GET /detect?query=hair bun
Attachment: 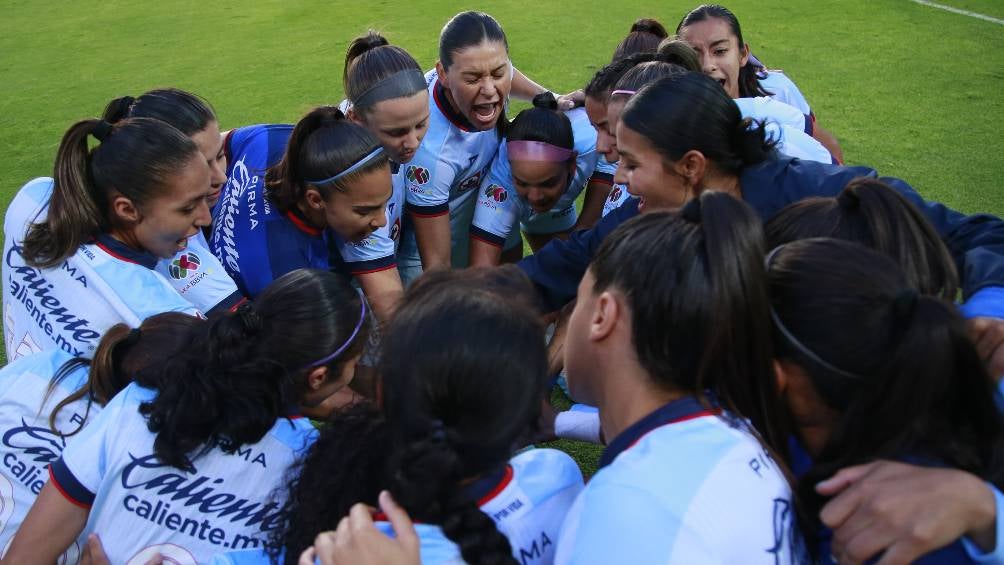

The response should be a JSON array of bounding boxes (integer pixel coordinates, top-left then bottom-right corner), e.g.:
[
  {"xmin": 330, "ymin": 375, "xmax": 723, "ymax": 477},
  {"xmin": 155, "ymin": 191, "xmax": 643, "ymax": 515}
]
[
  {"xmin": 531, "ymin": 91, "xmax": 558, "ymax": 111},
  {"xmin": 631, "ymin": 18, "xmax": 668, "ymax": 38}
]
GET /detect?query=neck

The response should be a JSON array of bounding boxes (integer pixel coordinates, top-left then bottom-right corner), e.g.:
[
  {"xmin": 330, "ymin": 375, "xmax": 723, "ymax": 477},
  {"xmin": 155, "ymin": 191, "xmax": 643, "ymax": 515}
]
[
  {"xmin": 295, "ymin": 199, "xmax": 327, "ymax": 229},
  {"xmin": 700, "ymin": 168, "xmax": 742, "ymax": 198},
  {"xmin": 107, "ymin": 228, "xmax": 143, "ymax": 252},
  {"xmin": 597, "ymin": 363, "xmax": 688, "ymax": 443}
]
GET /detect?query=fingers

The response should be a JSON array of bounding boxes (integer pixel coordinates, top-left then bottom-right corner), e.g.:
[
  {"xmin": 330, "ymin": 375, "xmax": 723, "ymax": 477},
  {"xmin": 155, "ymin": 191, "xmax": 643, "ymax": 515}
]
[
  {"xmin": 816, "ymin": 461, "xmax": 879, "ymax": 497},
  {"xmin": 299, "ymin": 545, "xmax": 319, "ymax": 565},
  {"xmin": 379, "ymin": 490, "xmax": 418, "ymax": 550},
  {"xmin": 81, "ymin": 534, "xmax": 109, "ymax": 565}
]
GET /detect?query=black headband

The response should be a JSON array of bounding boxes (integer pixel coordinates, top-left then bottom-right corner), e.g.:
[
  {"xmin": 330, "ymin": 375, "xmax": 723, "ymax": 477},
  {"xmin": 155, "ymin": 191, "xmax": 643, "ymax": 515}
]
[{"xmin": 352, "ymin": 69, "xmax": 427, "ymax": 109}]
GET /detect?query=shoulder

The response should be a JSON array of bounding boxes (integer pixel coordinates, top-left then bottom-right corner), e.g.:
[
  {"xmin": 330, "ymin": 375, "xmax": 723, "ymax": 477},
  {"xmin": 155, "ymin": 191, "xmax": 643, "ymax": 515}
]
[
  {"xmin": 228, "ymin": 124, "xmax": 293, "ymax": 169},
  {"xmin": 510, "ymin": 447, "xmax": 583, "ymax": 492},
  {"xmin": 6, "ymin": 177, "xmax": 54, "ymax": 228}
]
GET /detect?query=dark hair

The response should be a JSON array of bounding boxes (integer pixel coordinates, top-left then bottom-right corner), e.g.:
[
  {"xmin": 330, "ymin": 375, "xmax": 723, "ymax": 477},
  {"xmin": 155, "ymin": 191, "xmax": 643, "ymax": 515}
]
[
  {"xmin": 21, "ymin": 117, "xmax": 200, "ymax": 268},
  {"xmin": 103, "ymin": 88, "xmax": 217, "ymax": 136},
  {"xmin": 439, "ymin": 11, "xmax": 508, "ymax": 70},
  {"xmin": 45, "ymin": 313, "xmax": 203, "ymax": 436},
  {"xmin": 610, "ymin": 61, "xmax": 688, "ymax": 98},
  {"xmin": 768, "ymin": 239, "xmax": 1004, "ymax": 537},
  {"xmin": 584, "ymin": 51, "xmax": 667, "ymax": 102},
  {"xmin": 265, "ymin": 106, "xmax": 388, "ymax": 214},
  {"xmin": 273, "ymin": 266, "xmax": 546, "ymax": 565},
  {"xmin": 611, "ymin": 18, "xmax": 669, "ymax": 62},
  {"xmin": 656, "ymin": 38, "xmax": 702, "ymax": 72},
  {"xmin": 139, "ymin": 269, "xmax": 369, "ymax": 471},
  {"xmin": 343, "ymin": 31, "xmax": 423, "ymax": 113},
  {"xmin": 506, "ymin": 92, "xmax": 574, "ymax": 149},
  {"xmin": 621, "ymin": 72, "xmax": 775, "ymax": 176},
  {"xmin": 676, "ymin": 4, "xmax": 771, "ymax": 97},
  {"xmin": 765, "ymin": 178, "xmax": 959, "ymax": 300},
  {"xmin": 591, "ymin": 192, "xmax": 789, "ymax": 457}
]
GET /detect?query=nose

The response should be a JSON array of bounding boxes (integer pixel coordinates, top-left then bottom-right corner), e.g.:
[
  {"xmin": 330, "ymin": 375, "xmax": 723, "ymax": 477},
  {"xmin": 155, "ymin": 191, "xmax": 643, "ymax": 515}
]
[
  {"xmin": 209, "ymin": 159, "xmax": 227, "ymax": 188},
  {"xmin": 480, "ymin": 77, "xmax": 498, "ymax": 99},
  {"xmin": 371, "ymin": 212, "xmax": 387, "ymax": 229},
  {"xmin": 403, "ymin": 131, "xmax": 419, "ymax": 151},
  {"xmin": 700, "ymin": 51, "xmax": 715, "ymax": 74},
  {"xmin": 195, "ymin": 199, "xmax": 212, "ymax": 228},
  {"xmin": 613, "ymin": 166, "xmax": 628, "ymax": 186}
]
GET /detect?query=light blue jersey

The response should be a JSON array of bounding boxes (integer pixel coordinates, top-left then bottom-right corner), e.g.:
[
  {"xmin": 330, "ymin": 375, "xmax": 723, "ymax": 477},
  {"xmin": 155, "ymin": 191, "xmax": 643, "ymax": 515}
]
[
  {"xmin": 555, "ymin": 397, "xmax": 797, "ymax": 564},
  {"xmin": 758, "ymin": 70, "xmax": 812, "ymax": 118},
  {"xmin": 471, "ymin": 108, "xmax": 601, "ymax": 250},
  {"xmin": 155, "ymin": 231, "xmax": 244, "ymax": 316},
  {"xmin": 597, "ymin": 157, "xmax": 632, "ymax": 218},
  {"xmin": 734, "ymin": 97, "xmax": 830, "ymax": 164},
  {"xmin": 50, "ymin": 383, "xmax": 317, "ymax": 564},
  {"xmin": 2, "ymin": 178, "xmax": 201, "ymax": 361},
  {"xmin": 212, "ymin": 447, "xmax": 582, "ymax": 565},
  {"xmin": 0, "ymin": 349, "xmax": 92, "ymax": 560}
]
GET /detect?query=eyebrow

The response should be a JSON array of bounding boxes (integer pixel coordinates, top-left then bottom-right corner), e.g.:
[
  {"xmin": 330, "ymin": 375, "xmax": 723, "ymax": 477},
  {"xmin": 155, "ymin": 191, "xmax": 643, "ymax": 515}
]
[{"xmin": 709, "ymin": 39, "xmax": 730, "ymax": 49}]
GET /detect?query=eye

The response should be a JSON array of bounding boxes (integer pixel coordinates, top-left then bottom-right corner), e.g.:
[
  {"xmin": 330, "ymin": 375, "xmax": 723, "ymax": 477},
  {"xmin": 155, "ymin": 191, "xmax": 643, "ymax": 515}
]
[{"xmin": 714, "ymin": 48, "xmax": 728, "ymax": 56}]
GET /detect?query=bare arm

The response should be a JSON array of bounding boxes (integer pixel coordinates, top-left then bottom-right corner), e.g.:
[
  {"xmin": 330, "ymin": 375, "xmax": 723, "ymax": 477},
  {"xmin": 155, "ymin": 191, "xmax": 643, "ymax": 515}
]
[
  {"xmin": 469, "ymin": 237, "xmax": 503, "ymax": 268},
  {"xmin": 410, "ymin": 213, "xmax": 452, "ymax": 272},
  {"xmin": 355, "ymin": 267, "xmax": 404, "ymax": 324},
  {"xmin": 2, "ymin": 481, "xmax": 89, "ymax": 564},
  {"xmin": 572, "ymin": 180, "xmax": 613, "ymax": 232},
  {"xmin": 812, "ymin": 121, "xmax": 844, "ymax": 164}
]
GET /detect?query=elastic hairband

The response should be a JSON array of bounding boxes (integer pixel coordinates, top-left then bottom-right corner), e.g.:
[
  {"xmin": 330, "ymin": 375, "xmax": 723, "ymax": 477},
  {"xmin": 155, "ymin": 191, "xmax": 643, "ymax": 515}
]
[
  {"xmin": 302, "ymin": 289, "xmax": 367, "ymax": 369},
  {"xmin": 507, "ymin": 140, "xmax": 575, "ymax": 162},
  {"xmin": 305, "ymin": 147, "xmax": 385, "ymax": 185},
  {"xmin": 764, "ymin": 245, "xmax": 863, "ymax": 381},
  {"xmin": 353, "ymin": 69, "xmax": 428, "ymax": 109},
  {"xmin": 92, "ymin": 120, "xmax": 114, "ymax": 142},
  {"xmin": 610, "ymin": 89, "xmax": 636, "ymax": 97}
]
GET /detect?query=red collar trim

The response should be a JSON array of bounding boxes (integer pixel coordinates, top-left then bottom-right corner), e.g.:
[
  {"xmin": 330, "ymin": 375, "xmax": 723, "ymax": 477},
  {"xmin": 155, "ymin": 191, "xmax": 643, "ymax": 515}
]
[
  {"xmin": 433, "ymin": 79, "xmax": 476, "ymax": 133},
  {"xmin": 285, "ymin": 209, "xmax": 323, "ymax": 237}
]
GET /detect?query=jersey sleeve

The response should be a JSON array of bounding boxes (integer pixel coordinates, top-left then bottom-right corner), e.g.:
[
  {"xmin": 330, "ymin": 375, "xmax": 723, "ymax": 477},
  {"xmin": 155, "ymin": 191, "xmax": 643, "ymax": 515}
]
[
  {"xmin": 332, "ymin": 230, "xmax": 397, "ymax": 275},
  {"xmin": 155, "ymin": 235, "xmax": 244, "ymax": 316},
  {"xmin": 404, "ymin": 143, "xmax": 458, "ymax": 217},
  {"xmin": 760, "ymin": 71, "xmax": 812, "ymax": 117},
  {"xmin": 590, "ymin": 157, "xmax": 616, "ymax": 187},
  {"xmin": 471, "ymin": 147, "xmax": 521, "ymax": 247}
]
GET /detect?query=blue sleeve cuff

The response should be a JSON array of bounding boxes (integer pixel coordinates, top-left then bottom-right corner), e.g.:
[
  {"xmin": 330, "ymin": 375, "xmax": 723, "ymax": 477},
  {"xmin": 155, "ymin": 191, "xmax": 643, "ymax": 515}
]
[
  {"xmin": 961, "ymin": 287, "xmax": 1004, "ymax": 320},
  {"xmin": 50, "ymin": 457, "xmax": 95, "ymax": 508},
  {"xmin": 962, "ymin": 484, "xmax": 1004, "ymax": 563}
]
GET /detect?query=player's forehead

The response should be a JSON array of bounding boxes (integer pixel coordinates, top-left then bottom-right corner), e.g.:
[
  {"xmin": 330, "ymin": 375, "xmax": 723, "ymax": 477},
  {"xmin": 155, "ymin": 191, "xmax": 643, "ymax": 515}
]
[
  {"xmin": 680, "ymin": 18, "xmax": 736, "ymax": 48},
  {"xmin": 449, "ymin": 41, "xmax": 509, "ymax": 76}
]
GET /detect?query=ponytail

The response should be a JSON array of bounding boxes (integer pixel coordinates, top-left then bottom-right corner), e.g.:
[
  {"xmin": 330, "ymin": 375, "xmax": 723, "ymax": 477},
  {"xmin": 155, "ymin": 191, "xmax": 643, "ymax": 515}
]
[
  {"xmin": 139, "ymin": 269, "xmax": 369, "ymax": 471},
  {"xmin": 265, "ymin": 106, "xmax": 388, "ymax": 214},
  {"xmin": 104, "ymin": 88, "xmax": 216, "ymax": 136},
  {"xmin": 611, "ymin": 18, "xmax": 669, "ymax": 62},
  {"xmin": 506, "ymin": 92, "xmax": 573, "ymax": 149},
  {"xmin": 343, "ymin": 32, "xmax": 424, "ymax": 114},
  {"xmin": 22, "ymin": 117, "xmax": 199, "ymax": 268},
  {"xmin": 655, "ymin": 38, "xmax": 701, "ymax": 73}
]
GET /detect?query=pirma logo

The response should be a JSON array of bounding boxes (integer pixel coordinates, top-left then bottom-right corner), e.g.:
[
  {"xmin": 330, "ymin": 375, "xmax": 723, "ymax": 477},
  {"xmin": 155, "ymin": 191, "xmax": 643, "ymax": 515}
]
[
  {"xmin": 406, "ymin": 166, "xmax": 429, "ymax": 185},
  {"xmin": 485, "ymin": 184, "xmax": 507, "ymax": 203},
  {"xmin": 169, "ymin": 253, "xmax": 201, "ymax": 279}
]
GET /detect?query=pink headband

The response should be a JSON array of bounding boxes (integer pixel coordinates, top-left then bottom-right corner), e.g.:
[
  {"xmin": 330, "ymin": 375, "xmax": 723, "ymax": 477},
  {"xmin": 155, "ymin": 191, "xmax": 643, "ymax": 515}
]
[
  {"xmin": 507, "ymin": 140, "xmax": 575, "ymax": 162},
  {"xmin": 610, "ymin": 89, "xmax": 636, "ymax": 97}
]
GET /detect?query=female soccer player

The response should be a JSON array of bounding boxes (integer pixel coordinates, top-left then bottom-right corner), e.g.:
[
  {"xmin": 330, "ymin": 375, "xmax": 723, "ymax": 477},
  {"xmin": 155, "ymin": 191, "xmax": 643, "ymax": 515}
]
[
  {"xmin": 0, "ymin": 312, "xmax": 200, "ymax": 560},
  {"xmin": 214, "ymin": 267, "xmax": 583, "ymax": 565},
  {"xmin": 469, "ymin": 93, "xmax": 605, "ymax": 266},
  {"xmin": 610, "ymin": 18, "xmax": 668, "ymax": 62},
  {"xmin": 209, "ymin": 108, "xmax": 394, "ymax": 311},
  {"xmin": 767, "ymin": 238, "xmax": 1003, "ymax": 563},
  {"xmin": 101, "ymin": 89, "xmax": 244, "ymax": 316},
  {"xmin": 3, "ymin": 117, "xmax": 210, "ymax": 361},
  {"xmin": 3, "ymin": 269, "xmax": 368, "ymax": 565},
  {"xmin": 676, "ymin": 4, "xmax": 843, "ymax": 161}
]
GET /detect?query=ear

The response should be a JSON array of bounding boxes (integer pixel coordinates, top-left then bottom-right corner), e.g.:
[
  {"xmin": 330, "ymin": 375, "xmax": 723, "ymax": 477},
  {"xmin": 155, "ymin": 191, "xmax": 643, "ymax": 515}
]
[
  {"xmin": 589, "ymin": 290, "xmax": 621, "ymax": 343},
  {"xmin": 303, "ymin": 187, "xmax": 326, "ymax": 210},
  {"xmin": 346, "ymin": 106, "xmax": 365, "ymax": 126},
  {"xmin": 435, "ymin": 60, "xmax": 449, "ymax": 88},
  {"xmin": 305, "ymin": 365, "xmax": 330, "ymax": 392},
  {"xmin": 673, "ymin": 149, "xmax": 709, "ymax": 188},
  {"xmin": 111, "ymin": 194, "xmax": 142, "ymax": 224},
  {"xmin": 772, "ymin": 358, "xmax": 790, "ymax": 396},
  {"xmin": 739, "ymin": 42, "xmax": 751, "ymax": 67}
]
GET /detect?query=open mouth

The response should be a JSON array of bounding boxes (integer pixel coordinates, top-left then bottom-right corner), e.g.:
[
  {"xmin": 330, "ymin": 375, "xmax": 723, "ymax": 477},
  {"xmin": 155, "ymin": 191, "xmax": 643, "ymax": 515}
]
[
  {"xmin": 471, "ymin": 102, "xmax": 499, "ymax": 126},
  {"xmin": 716, "ymin": 78, "xmax": 727, "ymax": 89}
]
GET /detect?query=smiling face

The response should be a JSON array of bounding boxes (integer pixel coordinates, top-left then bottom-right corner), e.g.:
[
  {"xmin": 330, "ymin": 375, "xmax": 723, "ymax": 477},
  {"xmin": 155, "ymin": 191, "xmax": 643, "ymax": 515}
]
[
  {"xmin": 678, "ymin": 17, "xmax": 749, "ymax": 99},
  {"xmin": 615, "ymin": 122, "xmax": 691, "ymax": 213},
  {"xmin": 438, "ymin": 41, "xmax": 512, "ymax": 131},
  {"xmin": 189, "ymin": 120, "xmax": 227, "ymax": 209},
  {"xmin": 585, "ymin": 95, "xmax": 619, "ymax": 163},
  {"xmin": 321, "ymin": 167, "xmax": 393, "ymax": 243},
  {"xmin": 131, "ymin": 152, "xmax": 213, "ymax": 258},
  {"xmin": 510, "ymin": 158, "xmax": 573, "ymax": 213},
  {"xmin": 354, "ymin": 91, "xmax": 431, "ymax": 164}
]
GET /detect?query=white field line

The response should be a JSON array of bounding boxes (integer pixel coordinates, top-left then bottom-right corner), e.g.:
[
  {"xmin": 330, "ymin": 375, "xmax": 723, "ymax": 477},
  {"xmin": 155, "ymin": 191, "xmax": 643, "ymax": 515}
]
[{"xmin": 910, "ymin": 0, "xmax": 1004, "ymax": 26}]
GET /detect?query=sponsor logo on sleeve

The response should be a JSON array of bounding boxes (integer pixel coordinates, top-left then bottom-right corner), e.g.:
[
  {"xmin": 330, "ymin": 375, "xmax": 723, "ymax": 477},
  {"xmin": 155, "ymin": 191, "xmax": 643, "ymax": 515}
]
[
  {"xmin": 168, "ymin": 253, "xmax": 201, "ymax": 280},
  {"xmin": 485, "ymin": 184, "xmax": 508, "ymax": 203},
  {"xmin": 457, "ymin": 168, "xmax": 485, "ymax": 192},
  {"xmin": 390, "ymin": 217, "xmax": 401, "ymax": 242},
  {"xmin": 608, "ymin": 185, "xmax": 622, "ymax": 203}
]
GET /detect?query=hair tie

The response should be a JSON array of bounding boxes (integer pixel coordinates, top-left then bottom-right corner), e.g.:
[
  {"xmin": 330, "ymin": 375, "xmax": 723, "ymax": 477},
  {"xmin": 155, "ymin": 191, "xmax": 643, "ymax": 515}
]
[
  {"xmin": 837, "ymin": 188, "xmax": 859, "ymax": 211},
  {"xmin": 892, "ymin": 289, "xmax": 919, "ymax": 324},
  {"xmin": 301, "ymin": 288, "xmax": 367, "ymax": 369},
  {"xmin": 92, "ymin": 120, "xmax": 114, "ymax": 142},
  {"xmin": 304, "ymin": 146, "xmax": 385, "ymax": 186},
  {"xmin": 124, "ymin": 327, "xmax": 142, "ymax": 346},
  {"xmin": 237, "ymin": 302, "xmax": 262, "ymax": 335},
  {"xmin": 680, "ymin": 197, "xmax": 702, "ymax": 223}
]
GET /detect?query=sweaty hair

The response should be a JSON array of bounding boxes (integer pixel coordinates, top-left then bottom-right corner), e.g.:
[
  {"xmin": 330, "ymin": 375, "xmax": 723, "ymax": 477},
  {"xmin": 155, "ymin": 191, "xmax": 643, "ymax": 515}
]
[
  {"xmin": 591, "ymin": 192, "xmax": 789, "ymax": 458},
  {"xmin": 45, "ymin": 313, "xmax": 203, "ymax": 436},
  {"xmin": 656, "ymin": 38, "xmax": 702, "ymax": 72},
  {"xmin": 21, "ymin": 117, "xmax": 199, "ymax": 268},
  {"xmin": 621, "ymin": 72, "xmax": 775, "ymax": 175},
  {"xmin": 439, "ymin": 11, "xmax": 509, "ymax": 70},
  {"xmin": 103, "ymin": 88, "xmax": 216, "ymax": 137},
  {"xmin": 272, "ymin": 265, "xmax": 547, "ymax": 565},
  {"xmin": 676, "ymin": 4, "xmax": 771, "ymax": 97},
  {"xmin": 765, "ymin": 177, "xmax": 959, "ymax": 300},
  {"xmin": 265, "ymin": 106, "xmax": 388, "ymax": 214},
  {"xmin": 768, "ymin": 239, "xmax": 1004, "ymax": 538},
  {"xmin": 506, "ymin": 92, "xmax": 574, "ymax": 149},
  {"xmin": 343, "ymin": 31, "xmax": 424, "ymax": 113},
  {"xmin": 611, "ymin": 18, "xmax": 669, "ymax": 62},
  {"xmin": 139, "ymin": 269, "xmax": 369, "ymax": 471}
]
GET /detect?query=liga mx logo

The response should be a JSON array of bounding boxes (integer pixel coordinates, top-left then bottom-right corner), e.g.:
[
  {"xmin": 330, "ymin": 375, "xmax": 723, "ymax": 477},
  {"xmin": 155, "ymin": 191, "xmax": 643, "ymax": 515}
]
[
  {"xmin": 485, "ymin": 183, "xmax": 507, "ymax": 203},
  {"xmin": 406, "ymin": 166, "xmax": 429, "ymax": 185},
  {"xmin": 169, "ymin": 252, "xmax": 201, "ymax": 279}
]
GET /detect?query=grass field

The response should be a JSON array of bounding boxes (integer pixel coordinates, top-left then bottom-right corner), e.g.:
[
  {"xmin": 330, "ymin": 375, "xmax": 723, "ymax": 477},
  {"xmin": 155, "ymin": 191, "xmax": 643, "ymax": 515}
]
[{"xmin": 1, "ymin": 0, "xmax": 1002, "ymax": 474}]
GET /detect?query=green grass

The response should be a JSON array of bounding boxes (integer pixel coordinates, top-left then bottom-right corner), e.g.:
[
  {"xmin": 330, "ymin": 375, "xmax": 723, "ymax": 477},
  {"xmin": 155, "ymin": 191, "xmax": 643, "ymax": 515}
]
[{"xmin": 1, "ymin": 0, "xmax": 1002, "ymax": 472}]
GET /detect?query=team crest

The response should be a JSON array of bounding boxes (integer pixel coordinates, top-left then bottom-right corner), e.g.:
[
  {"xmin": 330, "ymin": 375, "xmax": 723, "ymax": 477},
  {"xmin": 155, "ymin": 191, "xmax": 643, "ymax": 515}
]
[
  {"xmin": 458, "ymin": 170, "xmax": 484, "ymax": 192},
  {"xmin": 406, "ymin": 166, "xmax": 429, "ymax": 185},
  {"xmin": 608, "ymin": 186, "xmax": 622, "ymax": 202},
  {"xmin": 169, "ymin": 252, "xmax": 201, "ymax": 279},
  {"xmin": 485, "ymin": 184, "xmax": 508, "ymax": 203},
  {"xmin": 390, "ymin": 217, "xmax": 402, "ymax": 242}
]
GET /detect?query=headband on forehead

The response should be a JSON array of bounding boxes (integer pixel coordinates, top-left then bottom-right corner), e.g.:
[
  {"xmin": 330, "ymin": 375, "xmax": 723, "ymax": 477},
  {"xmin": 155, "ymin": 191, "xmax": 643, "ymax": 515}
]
[
  {"xmin": 610, "ymin": 89, "xmax": 637, "ymax": 98},
  {"xmin": 352, "ymin": 69, "xmax": 428, "ymax": 109},
  {"xmin": 301, "ymin": 288, "xmax": 368, "ymax": 369},
  {"xmin": 507, "ymin": 140, "xmax": 575, "ymax": 163},
  {"xmin": 305, "ymin": 146, "xmax": 385, "ymax": 186}
]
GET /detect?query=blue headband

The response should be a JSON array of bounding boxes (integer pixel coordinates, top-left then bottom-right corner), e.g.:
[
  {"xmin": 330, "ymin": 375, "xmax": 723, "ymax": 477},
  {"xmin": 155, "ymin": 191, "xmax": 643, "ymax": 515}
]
[
  {"xmin": 302, "ymin": 289, "xmax": 367, "ymax": 369},
  {"xmin": 305, "ymin": 147, "xmax": 385, "ymax": 186}
]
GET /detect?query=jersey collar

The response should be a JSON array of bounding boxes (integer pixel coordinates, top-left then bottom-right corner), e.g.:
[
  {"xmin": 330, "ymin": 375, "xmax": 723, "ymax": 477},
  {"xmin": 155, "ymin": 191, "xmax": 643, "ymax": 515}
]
[
  {"xmin": 284, "ymin": 207, "xmax": 323, "ymax": 237},
  {"xmin": 433, "ymin": 79, "xmax": 477, "ymax": 133},
  {"xmin": 93, "ymin": 233, "xmax": 159, "ymax": 270},
  {"xmin": 599, "ymin": 396, "xmax": 719, "ymax": 469},
  {"xmin": 463, "ymin": 464, "xmax": 514, "ymax": 506}
]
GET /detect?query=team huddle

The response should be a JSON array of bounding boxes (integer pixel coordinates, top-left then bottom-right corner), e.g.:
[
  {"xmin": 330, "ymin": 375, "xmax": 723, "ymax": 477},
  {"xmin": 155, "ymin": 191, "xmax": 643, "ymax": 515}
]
[{"xmin": 0, "ymin": 4, "xmax": 1002, "ymax": 564}]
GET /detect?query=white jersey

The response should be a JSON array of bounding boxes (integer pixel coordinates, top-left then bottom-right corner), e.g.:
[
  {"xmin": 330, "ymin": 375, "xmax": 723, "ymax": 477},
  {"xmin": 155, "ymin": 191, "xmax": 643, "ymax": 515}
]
[
  {"xmin": 50, "ymin": 383, "xmax": 317, "ymax": 564},
  {"xmin": 732, "ymin": 99, "xmax": 830, "ymax": 164},
  {"xmin": 597, "ymin": 157, "xmax": 632, "ymax": 218},
  {"xmin": 397, "ymin": 69, "xmax": 504, "ymax": 273},
  {"xmin": 555, "ymin": 398, "xmax": 797, "ymax": 564},
  {"xmin": 331, "ymin": 163, "xmax": 406, "ymax": 275},
  {"xmin": 0, "ymin": 349, "xmax": 94, "ymax": 561},
  {"xmin": 155, "ymin": 231, "xmax": 244, "ymax": 316},
  {"xmin": 758, "ymin": 70, "xmax": 812, "ymax": 118},
  {"xmin": 471, "ymin": 108, "xmax": 601, "ymax": 249},
  {"xmin": 212, "ymin": 447, "xmax": 583, "ymax": 565},
  {"xmin": 734, "ymin": 96, "xmax": 809, "ymax": 134},
  {"xmin": 2, "ymin": 178, "xmax": 201, "ymax": 361}
]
